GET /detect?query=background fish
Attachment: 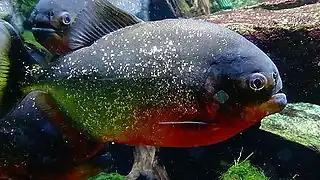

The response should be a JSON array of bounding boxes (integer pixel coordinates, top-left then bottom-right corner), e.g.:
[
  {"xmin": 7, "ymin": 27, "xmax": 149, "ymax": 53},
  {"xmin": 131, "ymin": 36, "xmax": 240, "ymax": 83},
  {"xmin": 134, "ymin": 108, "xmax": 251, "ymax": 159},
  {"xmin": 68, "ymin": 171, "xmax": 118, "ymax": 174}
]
[{"xmin": 29, "ymin": 0, "xmax": 178, "ymax": 55}]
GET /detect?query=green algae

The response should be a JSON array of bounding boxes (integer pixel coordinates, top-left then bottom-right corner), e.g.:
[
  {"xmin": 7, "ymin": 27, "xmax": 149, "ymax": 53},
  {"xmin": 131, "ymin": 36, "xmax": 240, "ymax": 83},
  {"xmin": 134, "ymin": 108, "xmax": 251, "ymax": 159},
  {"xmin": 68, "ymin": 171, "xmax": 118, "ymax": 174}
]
[
  {"xmin": 261, "ymin": 103, "xmax": 320, "ymax": 151},
  {"xmin": 211, "ymin": 0, "xmax": 262, "ymax": 12},
  {"xmin": 230, "ymin": 0, "xmax": 262, "ymax": 9},
  {"xmin": 221, "ymin": 160, "xmax": 268, "ymax": 180},
  {"xmin": 87, "ymin": 172, "xmax": 125, "ymax": 180},
  {"xmin": 220, "ymin": 150, "xmax": 268, "ymax": 180}
]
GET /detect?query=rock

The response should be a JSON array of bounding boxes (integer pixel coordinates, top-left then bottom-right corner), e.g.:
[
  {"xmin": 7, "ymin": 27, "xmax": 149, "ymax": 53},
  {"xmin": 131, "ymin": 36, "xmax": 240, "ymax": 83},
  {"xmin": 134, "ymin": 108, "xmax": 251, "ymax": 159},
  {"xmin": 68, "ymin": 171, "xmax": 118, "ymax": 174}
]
[
  {"xmin": 261, "ymin": 103, "xmax": 320, "ymax": 151},
  {"xmin": 201, "ymin": 3, "xmax": 320, "ymax": 104},
  {"xmin": 250, "ymin": 0, "xmax": 320, "ymax": 10}
]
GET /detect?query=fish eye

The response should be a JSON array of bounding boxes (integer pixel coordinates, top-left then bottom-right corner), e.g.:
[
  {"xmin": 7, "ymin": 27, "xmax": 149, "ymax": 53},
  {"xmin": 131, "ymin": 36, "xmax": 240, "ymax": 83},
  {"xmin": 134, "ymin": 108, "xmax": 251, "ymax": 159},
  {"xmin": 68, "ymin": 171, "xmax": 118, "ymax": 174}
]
[
  {"xmin": 248, "ymin": 73, "xmax": 267, "ymax": 91},
  {"xmin": 59, "ymin": 12, "xmax": 71, "ymax": 25}
]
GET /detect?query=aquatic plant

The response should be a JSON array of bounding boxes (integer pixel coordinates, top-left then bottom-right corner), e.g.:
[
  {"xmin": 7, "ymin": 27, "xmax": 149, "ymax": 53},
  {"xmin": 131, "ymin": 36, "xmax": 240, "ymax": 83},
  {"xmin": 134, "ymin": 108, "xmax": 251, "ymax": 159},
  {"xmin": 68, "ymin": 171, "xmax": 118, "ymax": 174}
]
[
  {"xmin": 211, "ymin": 0, "xmax": 262, "ymax": 12},
  {"xmin": 220, "ymin": 150, "xmax": 268, "ymax": 180},
  {"xmin": 221, "ymin": 160, "xmax": 268, "ymax": 180},
  {"xmin": 87, "ymin": 172, "xmax": 125, "ymax": 180},
  {"xmin": 230, "ymin": 0, "xmax": 262, "ymax": 9}
]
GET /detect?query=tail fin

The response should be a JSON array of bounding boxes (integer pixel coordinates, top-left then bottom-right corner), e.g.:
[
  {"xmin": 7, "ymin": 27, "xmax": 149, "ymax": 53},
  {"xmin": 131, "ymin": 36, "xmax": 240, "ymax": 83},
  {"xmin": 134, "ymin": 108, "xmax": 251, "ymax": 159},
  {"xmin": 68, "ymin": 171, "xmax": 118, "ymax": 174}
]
[{"xmin": 0, "ymin": 20, "xmax": 38, "ymax": 117}]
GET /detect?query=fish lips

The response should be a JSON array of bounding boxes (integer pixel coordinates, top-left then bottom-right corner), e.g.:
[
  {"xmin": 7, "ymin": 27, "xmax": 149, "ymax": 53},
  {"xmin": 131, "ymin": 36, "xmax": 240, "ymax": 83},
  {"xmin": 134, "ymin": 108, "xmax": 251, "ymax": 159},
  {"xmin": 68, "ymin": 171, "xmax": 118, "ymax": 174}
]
[
  {"xmin": 31, "ymin": 22, "xmax": 58, "ymax": 34},
  {"xmin": 31, "ymin": 22, "xmax": 57, "ymax": 40},
  {"xmin": 259, "ymin": 92, "xmax": 287, "ymax": 116}
]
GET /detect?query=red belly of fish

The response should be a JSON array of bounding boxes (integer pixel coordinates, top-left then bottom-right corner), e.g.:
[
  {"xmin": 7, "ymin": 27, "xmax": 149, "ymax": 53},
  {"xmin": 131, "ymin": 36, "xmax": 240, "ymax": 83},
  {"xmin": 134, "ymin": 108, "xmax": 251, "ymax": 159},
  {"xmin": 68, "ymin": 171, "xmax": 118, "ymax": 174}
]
[{"xmin": 115, "ymin": 105, "xmax": 262, "ymax": 147}]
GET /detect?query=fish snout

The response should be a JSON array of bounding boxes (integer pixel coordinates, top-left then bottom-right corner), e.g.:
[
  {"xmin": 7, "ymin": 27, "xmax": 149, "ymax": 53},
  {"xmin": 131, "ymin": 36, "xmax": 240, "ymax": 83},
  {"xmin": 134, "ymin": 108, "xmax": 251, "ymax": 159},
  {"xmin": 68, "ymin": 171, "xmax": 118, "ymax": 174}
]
[
  {"xmin": 259, "ymin": 92, "xmax": 287, "ymax": 116},
  {"xmin": 270, "ymin": 93, "xmax": 287, "ymax": 111}
]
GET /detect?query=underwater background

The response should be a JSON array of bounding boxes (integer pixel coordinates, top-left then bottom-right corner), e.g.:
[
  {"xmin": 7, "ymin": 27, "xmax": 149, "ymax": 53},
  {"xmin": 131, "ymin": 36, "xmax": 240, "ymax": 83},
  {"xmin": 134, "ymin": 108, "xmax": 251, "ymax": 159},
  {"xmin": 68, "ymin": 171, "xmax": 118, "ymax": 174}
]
[{"xmin": 0, "ymin": 0, "xmax": 319, "ymax": 179}]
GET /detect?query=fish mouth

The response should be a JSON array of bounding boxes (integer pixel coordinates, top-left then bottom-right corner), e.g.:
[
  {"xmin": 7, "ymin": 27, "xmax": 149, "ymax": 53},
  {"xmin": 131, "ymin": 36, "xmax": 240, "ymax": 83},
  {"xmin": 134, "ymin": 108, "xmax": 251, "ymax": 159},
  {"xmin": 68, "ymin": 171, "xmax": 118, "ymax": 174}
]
[
  {"xmin": 263, "ymin": 91, "xmax": 287, "ymax": 114},
  {"xmin": 246, "ymin": 87, "xmax": 287, "ymax": 123},
  {"xmin": 32, "ymin": 27, "xmax": 56, "ymax": 33},
  {"xmin": 31, "ymin": 23, "xmax": 57, "ymax": 33}
]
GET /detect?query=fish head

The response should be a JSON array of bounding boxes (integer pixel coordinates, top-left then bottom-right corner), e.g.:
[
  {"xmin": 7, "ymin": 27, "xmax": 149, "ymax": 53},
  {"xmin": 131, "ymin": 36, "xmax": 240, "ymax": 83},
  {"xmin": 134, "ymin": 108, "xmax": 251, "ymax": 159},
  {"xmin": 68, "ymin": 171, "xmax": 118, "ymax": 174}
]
[
  {"xmin": 28, "ymin": 0, "xmax": 89, "ymax": 54},
  {"xmin": 201, "ymin": 37, "xmax": 286, "ymax": 129},
  {"xmin": 147, "ymin": 32, "xmax": 288, "ymax": 147}
]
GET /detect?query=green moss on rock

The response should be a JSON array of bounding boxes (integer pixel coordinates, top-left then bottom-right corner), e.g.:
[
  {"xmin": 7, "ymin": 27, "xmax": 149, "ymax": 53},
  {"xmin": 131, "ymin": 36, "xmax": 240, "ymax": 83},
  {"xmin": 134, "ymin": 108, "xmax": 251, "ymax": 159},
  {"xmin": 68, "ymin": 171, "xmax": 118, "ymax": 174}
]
[
  {"xmin": 230, "ymin": 0, "xmax": 262, "ymax": 9},
  {"xmin": 221, "ymin": 160, "xmax": 268, "ymax": 180},
  {"xmin": 261, "ymin": 103, "xmax": 320, "ymax": 151},
  {"xmin": 87, "ymin": 172, "xmax": 125, "ymax": 180}
]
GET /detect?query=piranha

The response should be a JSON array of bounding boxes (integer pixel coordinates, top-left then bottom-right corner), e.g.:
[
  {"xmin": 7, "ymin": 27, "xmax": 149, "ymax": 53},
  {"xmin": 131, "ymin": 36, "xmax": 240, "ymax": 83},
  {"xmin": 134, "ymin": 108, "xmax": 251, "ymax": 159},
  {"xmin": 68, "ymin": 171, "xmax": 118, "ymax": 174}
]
[
  {"xmin": 1, "ymin": 0, "xmax": 287, "ymax": 178},
  {"xmin": 28, "ymin": 0, "xmax": 177, "ymax": 55},
  {"xmin": 13, "ymin": 0, "xmax": 287, "ymax": 146}
]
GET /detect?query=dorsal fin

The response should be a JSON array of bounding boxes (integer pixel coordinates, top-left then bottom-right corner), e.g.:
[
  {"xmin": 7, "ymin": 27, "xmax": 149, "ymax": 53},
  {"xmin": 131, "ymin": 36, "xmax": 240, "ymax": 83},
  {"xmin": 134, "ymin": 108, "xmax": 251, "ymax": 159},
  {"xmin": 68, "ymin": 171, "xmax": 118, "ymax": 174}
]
[{"xmin": 68, "ymin": 0, "xmax": 143, "ymax": 50}]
